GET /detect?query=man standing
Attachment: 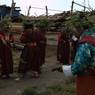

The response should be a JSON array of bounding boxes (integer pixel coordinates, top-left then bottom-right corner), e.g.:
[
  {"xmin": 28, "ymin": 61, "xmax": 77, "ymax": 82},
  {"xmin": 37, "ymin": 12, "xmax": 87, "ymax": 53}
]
[
  {"xmin": 35, "ymin": 18, "xmax": 48, "ymax": 68},
  {"xmin": 0, "ymin": 27, "xmax": 13, "ymax": 79},
  {"xmin": 57, "ymin": 30, "xmax": 70, "ymax": 65},
  {"xmin": 37, "ymin": 27, "xmax": 47, "ymax": 67},
  {"xmin": 18, "ymin": 21, "xmax": 40, "ymax": 78}
]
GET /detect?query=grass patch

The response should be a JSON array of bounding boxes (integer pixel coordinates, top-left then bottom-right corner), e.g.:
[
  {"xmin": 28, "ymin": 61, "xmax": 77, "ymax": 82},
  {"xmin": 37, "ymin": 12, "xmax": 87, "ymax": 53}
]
[{"xmin": 21, "ymin": 82, "xmax": 75, "ymax": 95}]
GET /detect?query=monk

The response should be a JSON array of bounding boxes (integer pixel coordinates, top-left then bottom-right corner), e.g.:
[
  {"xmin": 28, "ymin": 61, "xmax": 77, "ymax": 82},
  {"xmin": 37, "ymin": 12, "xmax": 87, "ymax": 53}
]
[
  {"xmin": 18, "ymin": 22, "xmax": 40, "ymax": 78},
  {"xmin": 37, "ymin": 27, "xmax": 47, "ymax": 67},
  {"xmin": 57, "ymin": 30, "xmax": 70, "ymax": 65},
  {"xmin": 0, "ymin": 29, "xmax": 13, "ymax": 79}
]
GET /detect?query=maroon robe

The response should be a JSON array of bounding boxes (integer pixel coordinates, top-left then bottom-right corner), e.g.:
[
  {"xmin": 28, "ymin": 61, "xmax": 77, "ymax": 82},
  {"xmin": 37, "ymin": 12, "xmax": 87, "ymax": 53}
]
[
  {"xmin": 57, "ymin": 32, "xmax": 70, "ymax": 64},
  {"xmin": 37, "ymin": 30, "xmax": 47, "ymax": 66},
  {"xmin": 57, "ymin": 32, "xmax": 61, "ymax": 61},
  {"xmin": 18, "ymin": 30, "xmax": 41, "ymax": 74},
  {"xmin": 0, "ymin": 32, "xmax": 13, "ymax": 76}
]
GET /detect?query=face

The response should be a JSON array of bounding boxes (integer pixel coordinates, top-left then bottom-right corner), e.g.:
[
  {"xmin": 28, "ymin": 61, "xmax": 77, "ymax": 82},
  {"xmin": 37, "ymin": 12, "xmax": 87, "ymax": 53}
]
[{"xmin": 74, "ymin": 26, "xmax": 84, "ymax": 38}]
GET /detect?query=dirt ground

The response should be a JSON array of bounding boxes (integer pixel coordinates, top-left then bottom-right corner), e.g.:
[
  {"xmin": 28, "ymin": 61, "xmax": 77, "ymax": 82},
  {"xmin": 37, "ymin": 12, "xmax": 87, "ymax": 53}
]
[{"xmin": 0, "ymin": 46, "xmax": 68, "ymax": 95}]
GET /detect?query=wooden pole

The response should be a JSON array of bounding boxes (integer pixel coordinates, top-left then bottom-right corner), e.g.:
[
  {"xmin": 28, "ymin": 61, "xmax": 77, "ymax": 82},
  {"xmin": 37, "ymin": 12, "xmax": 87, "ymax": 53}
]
[
  {"xmin": 84, "ymin": 0, "xmax": 86, "ymax": 12},
  {"xmin": 27, "ymin": 5, "xmax": 31, "ymax": 17},
  {"xmin": 45, "ymin": 5, "xmax": 48, "ymax": 17},
  {"xmin": 10, "ymin": 0, "xmax": 16, "ymax": 17},
  {"xmin": 71, "ymin": 0, "xmax": 74, "ymax": 15}
]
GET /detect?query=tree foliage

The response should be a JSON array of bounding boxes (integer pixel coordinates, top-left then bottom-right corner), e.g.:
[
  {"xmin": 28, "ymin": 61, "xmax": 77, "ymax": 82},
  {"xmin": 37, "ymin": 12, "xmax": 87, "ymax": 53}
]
[
  {"xmin": 0, "ymin": 16, "xmax": 12, "ymax": 32},
  {"xmin": 35, "ymin": 17, "xmax": 49, "ymax": 30}
]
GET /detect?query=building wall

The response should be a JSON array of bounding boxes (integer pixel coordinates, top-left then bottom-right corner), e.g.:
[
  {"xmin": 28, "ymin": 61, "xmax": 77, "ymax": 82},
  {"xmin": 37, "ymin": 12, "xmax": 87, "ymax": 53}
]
[{"xmin": 0, "ymin": 5, "xmax": 20, "ymax": 20}]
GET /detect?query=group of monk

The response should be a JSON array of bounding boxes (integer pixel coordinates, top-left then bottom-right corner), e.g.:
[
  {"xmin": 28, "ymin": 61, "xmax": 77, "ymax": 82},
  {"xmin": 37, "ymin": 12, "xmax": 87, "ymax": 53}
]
[
  {"xmin": 0, "ymin": 21, "xmax": 47, "ymax": 79},
  {"xmin": 0, "ymin": 20, "xmax": 78, "ymax": 79}
]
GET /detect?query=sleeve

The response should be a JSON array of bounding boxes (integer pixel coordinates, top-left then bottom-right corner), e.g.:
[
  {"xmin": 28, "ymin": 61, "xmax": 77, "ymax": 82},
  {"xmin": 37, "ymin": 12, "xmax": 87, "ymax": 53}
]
[{"xmin": 71, "ymin": 43, "xmax": 91, "ymax": 75}]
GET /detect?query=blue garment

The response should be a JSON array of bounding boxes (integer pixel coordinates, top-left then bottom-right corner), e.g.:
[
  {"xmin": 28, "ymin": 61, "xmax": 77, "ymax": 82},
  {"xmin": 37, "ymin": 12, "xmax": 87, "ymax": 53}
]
[{"xmin": 71, "ymin": 29, "xmax": 95, "ymax": 75}]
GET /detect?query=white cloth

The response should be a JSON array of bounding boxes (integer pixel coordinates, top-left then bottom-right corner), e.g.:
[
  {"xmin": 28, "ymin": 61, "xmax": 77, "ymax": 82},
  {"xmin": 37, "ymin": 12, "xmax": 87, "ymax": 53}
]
[{"xmin": 62, "ymin": 65, "xmax": 73, "ymax": 77}]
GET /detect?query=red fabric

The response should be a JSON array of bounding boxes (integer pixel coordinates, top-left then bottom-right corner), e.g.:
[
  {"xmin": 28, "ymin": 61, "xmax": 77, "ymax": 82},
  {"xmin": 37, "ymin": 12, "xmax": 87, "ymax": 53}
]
[
  {"xmin": 0, "ymin": 32, "xmax": 13, "ymax": 75},
  {"xmin": 9, "ymin": 35, "xmax": 14, "ymax": 42},
  {"xmin": 57, "ymin": 32, "xmax": 70, "ymax": 64},
  {"xmin": 0, "ymin": 32, "xmax": 5, "ymax": 39},
  {"xmin": 20, "ymin": 32, "xmax": 27, "ymax": 43},
  {"xmin": 57, "ymin": 32, "xmax": 61, "ymax": 44},
  {"xmin": 37, "ymin": 30, "xmax": 47, "ymax": 66},
  {"xmin": 0, "ymin": 35, "xmax": 3, "ymax": 39},
  {"xmin": 26, "ymin": 42, "xmax": 37, "ymax": 47},
  {"xmin": 77, "ymin": 35, "xmax": 95, "ymax": 95},
  {"xmin": 80, "ymin": 35, "xmax": 95, "ymax": 46},
  {"xmin": 18, "ymin": 30, "xmax": 41, "ymax": 73},
  {"xmin": 76, "ymin": 76, "xmax": 95, "ymax": 95}
]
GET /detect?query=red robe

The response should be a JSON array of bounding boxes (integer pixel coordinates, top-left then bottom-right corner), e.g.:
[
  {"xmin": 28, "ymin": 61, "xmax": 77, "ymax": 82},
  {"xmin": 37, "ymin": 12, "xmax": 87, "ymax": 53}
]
[
  {"xmin": 0, "ymin": 32, "xmax": 13, "ymax": 75},
  {"xmin": 37, "ymin": 30, "xmax": 47, "ymax": 66},
  {"xmin": 57, "ymin": 32, "xmax": 70, "ymax": 64},
  {"xmin": 18, "ymin": 30, "xmax": 41, "ymax": 74}
]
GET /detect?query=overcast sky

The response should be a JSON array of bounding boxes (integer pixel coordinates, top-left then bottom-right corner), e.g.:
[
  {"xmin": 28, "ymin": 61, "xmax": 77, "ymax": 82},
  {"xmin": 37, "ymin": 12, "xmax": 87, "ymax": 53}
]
[{"xmin": 0, "ymin": 0, "xmax": 95, "ymax": 16}]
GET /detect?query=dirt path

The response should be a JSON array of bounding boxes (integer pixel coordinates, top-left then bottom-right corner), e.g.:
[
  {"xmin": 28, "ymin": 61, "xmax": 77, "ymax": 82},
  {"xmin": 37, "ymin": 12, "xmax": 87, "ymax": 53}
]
[{"xmin": 0, "ymin": 46, "xmax": 66, "ymax": 95}]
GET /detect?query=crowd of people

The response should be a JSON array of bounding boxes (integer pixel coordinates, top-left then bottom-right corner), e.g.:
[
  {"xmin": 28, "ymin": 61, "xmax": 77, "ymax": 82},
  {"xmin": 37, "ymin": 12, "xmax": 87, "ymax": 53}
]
[
  {"xmin": 0, "ymin": 20, "xmax": 78, "ymax": 80},
  {"xmin": 0, "ymin": 21, "xmax": 47, "ymax": 79},
  {"xmin": 1, "ymin": 12, "xmax": 95, "ymax": 95},
  {"xmin": 53, "ymin": 16, "xmax": 95, "ymax": 95},
  {"xmin": 0, "ymin": 14, "xmax": 95, "ymax": 95},
  {"xmin": 0, "ymin": 19, "xmax": 80, "ymax": 80}
]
